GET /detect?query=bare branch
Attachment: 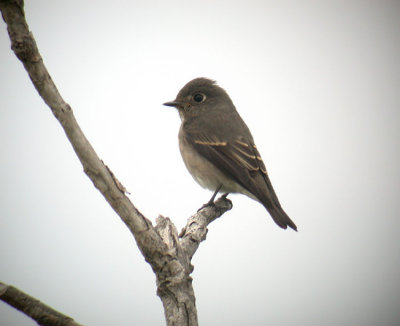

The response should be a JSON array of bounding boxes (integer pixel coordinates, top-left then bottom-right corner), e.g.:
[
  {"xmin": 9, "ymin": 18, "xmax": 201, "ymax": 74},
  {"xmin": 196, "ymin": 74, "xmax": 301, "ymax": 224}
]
[
  {"xmin": 0, "ymin": 1, "xmax": 233, "ymax": 325},
  {"xmin": 180, "ymin": 196, "xmax": 233, "ymax": 260},
  {"xmin": 0, "ymin": 281, "xmax": 83, "ymax": 326},
  {"xmin": 155, "ymin": 216, "xmax": 197, "ymax": 325},
  {"xmin": 153, "ymin": 197, "xmax": 232, "ymax": 326},
  {"xmin": 0, "ymin": 0, "xmax": 165, "ymax": 272}
]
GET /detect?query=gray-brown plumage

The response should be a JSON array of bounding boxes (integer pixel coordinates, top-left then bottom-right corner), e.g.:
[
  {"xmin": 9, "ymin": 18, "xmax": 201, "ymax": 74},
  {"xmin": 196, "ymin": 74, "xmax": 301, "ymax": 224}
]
[{"xmin": 164, "ymin": 78, "xmax": 297, "ymax": 231}]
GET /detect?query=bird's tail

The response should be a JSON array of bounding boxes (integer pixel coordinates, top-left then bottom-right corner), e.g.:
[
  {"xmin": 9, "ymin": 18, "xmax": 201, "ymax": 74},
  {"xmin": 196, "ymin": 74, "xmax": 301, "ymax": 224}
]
[
  {"xmin": 256, "ymin": 172, "xmax": 297, "ymax": 231},
  {"xmin": 265, "ymin": 205, "xmax": 297, "ymax": 231}
]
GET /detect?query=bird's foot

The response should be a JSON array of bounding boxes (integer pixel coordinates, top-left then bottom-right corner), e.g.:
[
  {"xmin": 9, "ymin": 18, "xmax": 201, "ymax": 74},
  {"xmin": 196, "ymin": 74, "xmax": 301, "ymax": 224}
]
[
  {"xmin": 197, "ymin": 202, "xmax": 214, "ymax": 212},
  {"xmin": 197, "ymin": 185, "xmax": 223, "ymax": 212}
]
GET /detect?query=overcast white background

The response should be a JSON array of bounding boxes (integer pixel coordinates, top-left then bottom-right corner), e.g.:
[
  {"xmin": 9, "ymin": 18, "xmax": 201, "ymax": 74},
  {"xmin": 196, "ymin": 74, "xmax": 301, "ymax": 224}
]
[{"xmin": 1, "ymin": 1, "xmax": 399, "ymax": 325}]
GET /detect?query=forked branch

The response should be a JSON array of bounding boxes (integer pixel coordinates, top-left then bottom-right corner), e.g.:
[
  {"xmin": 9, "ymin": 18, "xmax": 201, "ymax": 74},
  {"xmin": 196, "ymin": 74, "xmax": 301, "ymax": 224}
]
[{"xmin": 0, "ymin": 1, "xmax": 232, "ymax": 325}]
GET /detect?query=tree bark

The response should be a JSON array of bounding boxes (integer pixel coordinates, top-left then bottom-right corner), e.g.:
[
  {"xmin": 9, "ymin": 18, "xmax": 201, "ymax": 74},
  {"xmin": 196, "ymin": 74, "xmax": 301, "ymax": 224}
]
[
  {"xmin": 0, "ymin": 1, "xmax": 232, "ymax": 325},
  {"xmin": 0, "ymin": 282, "xmax": 83, "ymax": 326}
]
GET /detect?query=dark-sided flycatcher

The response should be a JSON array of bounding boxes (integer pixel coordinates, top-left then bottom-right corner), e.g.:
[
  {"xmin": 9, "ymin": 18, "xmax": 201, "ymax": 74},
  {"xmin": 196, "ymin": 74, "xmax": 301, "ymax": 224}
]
[{"xmin": 164, "ymin": 78, "xmax": 297, "ymax": 231}]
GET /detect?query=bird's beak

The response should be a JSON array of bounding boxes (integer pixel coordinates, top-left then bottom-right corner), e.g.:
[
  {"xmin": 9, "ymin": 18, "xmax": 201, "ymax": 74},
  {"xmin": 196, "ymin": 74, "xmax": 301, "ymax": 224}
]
[{"xmin": 163, "ymin": 100, "xmax": 183, "ymax": 108}]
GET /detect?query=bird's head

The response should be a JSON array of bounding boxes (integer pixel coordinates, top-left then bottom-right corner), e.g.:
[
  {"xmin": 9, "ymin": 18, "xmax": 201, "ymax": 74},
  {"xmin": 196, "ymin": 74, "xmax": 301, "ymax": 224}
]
[{"xmin": 163, "ymin": 77, "xmax": 233, "ymax": 121}]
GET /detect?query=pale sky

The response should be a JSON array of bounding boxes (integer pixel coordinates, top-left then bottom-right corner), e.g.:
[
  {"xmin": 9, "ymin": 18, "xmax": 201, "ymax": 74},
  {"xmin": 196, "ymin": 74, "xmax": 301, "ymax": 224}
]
[{"xmin": 1, "ymin": 1, "xmax": 400, "ymax": 325}]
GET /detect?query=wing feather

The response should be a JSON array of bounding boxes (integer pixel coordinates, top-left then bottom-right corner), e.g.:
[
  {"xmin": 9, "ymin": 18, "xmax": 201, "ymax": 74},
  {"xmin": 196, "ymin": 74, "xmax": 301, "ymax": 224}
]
[
  {"xmin": 185, "ymin": 133, "xmax": 277, "ymax": 205},
  {"xmin": 183, "ymin": 130, "xmax": 296, "ymax": 230}
]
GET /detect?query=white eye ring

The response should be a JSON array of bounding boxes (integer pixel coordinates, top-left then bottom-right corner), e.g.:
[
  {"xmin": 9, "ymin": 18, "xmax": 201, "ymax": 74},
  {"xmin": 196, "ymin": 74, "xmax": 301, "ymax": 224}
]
[{"xmin": 193, "ymin": 93, "xmax": 206, "ymax": 103}]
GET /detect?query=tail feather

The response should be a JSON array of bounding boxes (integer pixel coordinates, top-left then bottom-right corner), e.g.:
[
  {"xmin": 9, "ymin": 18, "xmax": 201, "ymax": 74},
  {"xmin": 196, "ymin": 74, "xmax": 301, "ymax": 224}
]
[
  {"xmin": 253, "ymin": 171, "xmax": 297, "ymax": 231},
  {"xmin": 267, "ymin": 205, "xmax": 297, "ymax": 231}
]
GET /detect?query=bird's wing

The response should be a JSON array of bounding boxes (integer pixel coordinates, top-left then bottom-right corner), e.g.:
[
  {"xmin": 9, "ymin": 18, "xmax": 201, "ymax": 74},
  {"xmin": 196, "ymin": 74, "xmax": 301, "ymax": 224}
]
[
  {"xmin": 185, "ymin": 132, "xmax": 282, "ymax": 208},
  {"xmin": 185, "ymin": 131, "xmax": 297, "ymax": 230}
]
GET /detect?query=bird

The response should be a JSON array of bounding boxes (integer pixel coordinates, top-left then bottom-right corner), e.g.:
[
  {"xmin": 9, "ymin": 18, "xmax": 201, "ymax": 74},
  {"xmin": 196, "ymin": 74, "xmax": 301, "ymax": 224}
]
[{"xmin": 164, "ymin": 78, "xmax": 297, "ymax": 231}]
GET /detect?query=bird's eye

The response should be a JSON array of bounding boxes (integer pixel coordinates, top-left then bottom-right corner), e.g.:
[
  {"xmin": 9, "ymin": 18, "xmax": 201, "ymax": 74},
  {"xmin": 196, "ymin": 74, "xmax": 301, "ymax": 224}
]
[{"xmin": 193, "ymin": 93, "xmax": 205, "ymax": 103}]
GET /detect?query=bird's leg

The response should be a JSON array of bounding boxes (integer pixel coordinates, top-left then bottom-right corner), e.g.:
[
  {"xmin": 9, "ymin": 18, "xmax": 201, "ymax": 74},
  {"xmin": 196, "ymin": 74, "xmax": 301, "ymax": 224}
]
[
  {"xmin": 221, "ymin": 192, "xmax": 229, "ymax": 199},
  {"xmin": 207, "ymin": 184, "xmax": 223, "ymax": 204},
  {"xmin": 198, "ymin": 184, "xmax": 223, "ymax": 211}
]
